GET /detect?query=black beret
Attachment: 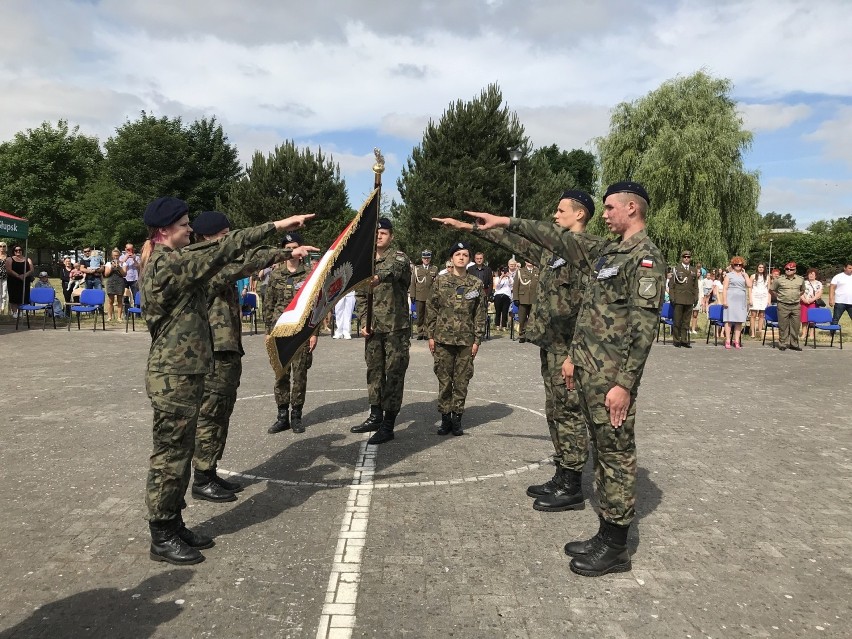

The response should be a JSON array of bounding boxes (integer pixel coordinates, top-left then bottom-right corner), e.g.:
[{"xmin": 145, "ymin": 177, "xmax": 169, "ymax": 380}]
[
  {"xmin": 378, "ymin": 217, "xmax": 393, "ymax": 231},
  {"xmin": 560, "ymin": 190, "xmax": 595, "ymax": 217},
  {"xmin": 447, "ymin": 241, "xmax": 471, "ymax": 259},
  {"xmin": 143, "ymin": 197, "xmax": 189, "ymax": 228},
  {"xmin": 193, "ymin": 210, "xmax": 231, "ymax": 237},
  {"xmin": 421, "ymin": 249, "xmax": 432, "ymax": 257},
  {"xmin": 603, "ymin": 181, "xmax": 650, "ymax": 206},
  {"xmin": 282, "ymin": 231, "xmax": 303, "ymax": 246}
]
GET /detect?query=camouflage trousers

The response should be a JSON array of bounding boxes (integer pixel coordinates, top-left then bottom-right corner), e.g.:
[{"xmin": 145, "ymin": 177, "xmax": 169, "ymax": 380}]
[
  {"xmin": 433, "ymin": 343, "xmax": 475, "ymax": 414},
  {"xmin": 414, "ymin": 300, "xmax": 428, "ymax": 337},
  {"xmin": 145, "ymin": 372, "xmax": 205, "ymax": 522},
  {"xmin": 777, "ymin": 302, "xmax": 801, "ymax": 348},
  {"xmin": 365, "ymin": 329, "xmax": 410, "ymax": 413},
  {"xmin": 540, "ymin": 349, "xmax": 588, "ymax": 472},
  {"xmin": 193, "ymin": 352, "xmax": 242, "ymax": 473},
  {"xmin": 574, "ymin": 366, "xmax": 638, "ymax": 526},
  {"xmin": 274, "ymin": 342, "xmax": 313, "ymax": 407}
]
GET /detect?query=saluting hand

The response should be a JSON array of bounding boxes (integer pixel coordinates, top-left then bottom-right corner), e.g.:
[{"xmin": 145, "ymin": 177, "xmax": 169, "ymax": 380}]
[
  {"xmin": 432, "ymin": 217, "xmax": 473, "ymax": 231},
  {"xmin": 464, "ymin": 211, "xmax": 511, "ymax": 230},
  {"xmin": 274, "ymin": 214, "xmax": 315, "ymax": 231},
  {"xmin": 290, "ymin": 246, "xmax": 319, "ymax": 260},
  {"xmin": 605, "ymin": 385, "xmax": 631, "ymax": 429}
]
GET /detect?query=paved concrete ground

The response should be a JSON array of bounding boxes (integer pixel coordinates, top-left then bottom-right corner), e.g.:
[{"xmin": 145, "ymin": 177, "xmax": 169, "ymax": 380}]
[{"xmin": 0, "ymin": 322, "xmax": 849, "ymax": 639}]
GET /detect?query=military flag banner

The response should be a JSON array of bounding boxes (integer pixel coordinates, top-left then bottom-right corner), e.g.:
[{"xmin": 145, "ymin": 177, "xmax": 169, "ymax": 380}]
[{"xmin": 266, "ymin": 188, "xmax": 379, "ymax": 376}]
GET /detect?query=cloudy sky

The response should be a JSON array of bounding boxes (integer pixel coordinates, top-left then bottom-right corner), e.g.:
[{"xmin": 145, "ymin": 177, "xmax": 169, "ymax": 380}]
[{"xmin": 2, "ymin": 0, "xmax": 851, "ymax": 226}]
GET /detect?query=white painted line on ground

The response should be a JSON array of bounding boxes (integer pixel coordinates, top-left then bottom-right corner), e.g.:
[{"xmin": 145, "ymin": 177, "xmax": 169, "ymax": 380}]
[{"xmin": 315, "ymin": 436, "xmax": 376, "ymax": 639}]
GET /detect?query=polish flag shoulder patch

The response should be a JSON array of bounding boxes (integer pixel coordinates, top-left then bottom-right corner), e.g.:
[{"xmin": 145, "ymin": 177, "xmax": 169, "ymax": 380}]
[{"xmin": 640, "ymin": 257, "xmax": 654, "ymax": 268}]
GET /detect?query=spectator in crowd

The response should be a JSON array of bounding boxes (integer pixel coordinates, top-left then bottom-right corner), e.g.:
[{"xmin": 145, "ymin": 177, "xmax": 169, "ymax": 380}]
[
  {"xmin": 0, "ymin": 242, "xmax": 7, "ymax": 314},
  {"xmin": 749, "ymin": 263, "xmax": 770, "ymax": 339},
  {"xmin": 69, "ymin": 263, "xmax": 86, "ymax": 300},
  {"xmin": 492, "ymin": 265, "xmax": 513, "ymax": 332},
  {"xmin": 468, "ymin": 251, "xmax": 493, "ymax": 301},
  {"xmin": 120, "ymin": 243, "xmax": 141, "ymax": 298},
  {"xmin": 770, "ymin": 261, "xmax": 805, "ymax": 351},
  {"xmin": 799, "ymin": 268, "xmax": 823, "ymax": 340},
  {"xmin": 32, "ymin": 271, "xmax": 64, "ymax": 317},
  {"xmin": 722, "ymin": 256, "xmax": 751, "ymax": 349},
  {"xmin": 699, "ymin": 269, "xmax": 713, "ymax": 313},
  {"xmin": 103, "ymin": 248, "xmax": 127, "ymax": 322},
  {"xmin": 5, "ymin": 244, "xmax": 34, "ymax": 318},
  {"xmin": 829, "ymin": 261, "xmax": 852, "ymax": 324},
  {"xmin": 79, "ymin": 247, "xmax": 103, "ymax": 290},
  {"xmin": 58, "ymin": 257, "xmax": 79, "ymax": 306},
  {"xmin": 333, "ymin": 289, "xmax": 356, "ymax": 339},
  {"xmin": 507, "ymin": 258, "xmax": 519, "ymax": 283}
]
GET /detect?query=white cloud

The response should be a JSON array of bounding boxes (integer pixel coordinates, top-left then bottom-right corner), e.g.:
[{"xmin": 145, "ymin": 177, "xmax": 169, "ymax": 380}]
[
  {"xmin": 805, "ymin": 106, "xmax": 852, "ymax": 167},
  {"xmin": 517, "ymin": 104, "xmax": 612, "ymax": 152},
  {"xmin": 738, "ymin": 103, "xmax": 812, "ymax": 133},
  {"xmin": 759, "ymin": 177, "xmax": 852, "ymax": 224}
]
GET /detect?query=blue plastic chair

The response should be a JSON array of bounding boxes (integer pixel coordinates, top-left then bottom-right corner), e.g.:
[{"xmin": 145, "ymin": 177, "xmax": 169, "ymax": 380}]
[
  {"xmin": 69, "ymin": 289, "xmax": 106, "ymax": 331},
  {"xmin": 16, "ymin": 287, "xmax": 57, "ymax": 330},
  {"xmin": 509, "ymin": 302, "xmax": 520, "ymax": 340},
  {"xmin": 125, "ymin": 291, "xmax": 142, "ymax": 333},
  {"xmin": 241, "ymin": 292, "xmax": 258, "ymax": 335},
  {"xmin": 705, "ymin": 304, "xmax": 725, "ymax": 345},
  {"xmin": 762, "ymin": 305, "xmax": 779, "ymax": 348},
  {"xmin": 804, "ymin": 307, "xmax": 843, "ymax": 349},
  {"xmin": 656, "ymin": 302, "xmax": 674, "ymax": 344}
]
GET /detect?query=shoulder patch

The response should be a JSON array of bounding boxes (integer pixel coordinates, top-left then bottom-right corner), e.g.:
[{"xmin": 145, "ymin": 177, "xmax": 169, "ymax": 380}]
[
  {"xmin": 640, "ymin": 257, "xmax": 654, "ymax": 268},
  {"xmin": 637, "ymin": 276, "xmax": 658, "ymax": 300}
]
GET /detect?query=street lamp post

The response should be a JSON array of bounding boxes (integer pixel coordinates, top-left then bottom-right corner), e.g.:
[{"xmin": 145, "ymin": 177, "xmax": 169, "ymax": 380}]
[
  {"xmin": 509, "ymin": 148, "xmax": 523, "ymax": 261},
  {"xmin": 768, "ymin": 238, "xmax": 773, "ymax": 273}
]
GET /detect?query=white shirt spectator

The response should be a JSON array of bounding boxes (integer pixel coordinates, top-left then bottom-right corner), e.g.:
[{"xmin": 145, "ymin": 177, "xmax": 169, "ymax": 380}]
[{"xmin": 831, "ymin": 270, "xmax": 852, "ymax": 304}]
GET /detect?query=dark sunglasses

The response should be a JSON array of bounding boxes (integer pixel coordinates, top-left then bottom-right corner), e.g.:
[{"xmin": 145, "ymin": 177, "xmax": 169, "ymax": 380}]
[{"xmin": 785, "ymin": 267, "xmax": 795, "ymax": 271}]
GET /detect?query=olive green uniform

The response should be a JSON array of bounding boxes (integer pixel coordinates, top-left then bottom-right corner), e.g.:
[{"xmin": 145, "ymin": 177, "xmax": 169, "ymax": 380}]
[
  {"xmin": 669, "ymin": 262, "xmax": 699, "ymax": 344},
  {"xmin": 142, "ymin": 223, "xmax": 276, "ymax": 523},
  {"xmin": 409, "ymin": 262, "xmax": 439, "ymax": 338},
  {"xmin": 771, "ymin": 274, "xmax": 805, "ymax": 349},
  {"xmin": 426, "ymin": 271, "xmax": 487, "ymax": 414},
  {"xmin": 508, "ymin": 219, "xmax": 665, "ymax": 526},
  {"xmin": 264, "ymin": 261, "xmax": 314, "ymax": 407},
  {"xmin": 356, "ymin": 250, "xmax": 411, "ymax": 413},
  {"xmin": 512, "ymin": 265, "xmax": 539, "ymax": 339},
  {"xmin": 475, "ymin": 226, "xmax": 602, "ymax": 472},
  {"xmin": 194, "ymin": 246, "xmax": 288, "ymax": 473}
]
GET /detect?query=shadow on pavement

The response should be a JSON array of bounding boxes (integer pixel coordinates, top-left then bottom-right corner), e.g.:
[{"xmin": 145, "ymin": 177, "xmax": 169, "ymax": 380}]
[{"xmin": 0, "ymin": 570, "xmax": 193, "ymax": 639}]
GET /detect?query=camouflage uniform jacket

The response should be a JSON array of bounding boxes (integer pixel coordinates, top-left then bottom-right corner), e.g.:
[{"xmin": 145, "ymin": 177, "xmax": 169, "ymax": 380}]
[
  {"xmin": 356, "ymin": 249, "xmax": 411, "ymax": 334},
  {"xmin": 507, "ymin": 219, "xmax": 665, "ymax": 392},
  {"xmin": 142, "ymin": 222, "xmax": 276, "ymax": 374},
  {"xmin": 263, "ymin": 261, "xmax": 309, "ymax": 334},
  {"xmin": 426, "ymin": 271, "xmax": 487, "ymax": 346},
  {"xmin": 207, "ymin": 246, "xmax": 290, "ymax": 355},
  {"xmin": 475, "ymin": 227, "xmax": 596, "ymax": 358},
  {"xmin": 512, "ymin": 265, "xmax": 539, "ymax": 305},
  {"xmin": 409, "ymin": 263, "xmax": 439, "ymax": 301}
]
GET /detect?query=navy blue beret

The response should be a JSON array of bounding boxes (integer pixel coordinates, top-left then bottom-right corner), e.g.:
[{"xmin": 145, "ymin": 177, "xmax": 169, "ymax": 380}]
[
  {"xmin": 447, "ymin": 241, "xmax": 471, "ymax": 259},
  {"xmin": 143, "ymin": 197, "xmax": 189, "ymax": 228},
  {"xmin": 193, "ymin": 211, "xmax": 231, "ymax": 237},
  {"xmin": 378, "ymin": 217, "xmax": 393, "ymax": 231},
  {"xmin": 561, "ymin": 190, "xmax": 595, "ymax": 217},
  {"xmin": 603, "ymin": 181, "xmax": 650, "ymax": 206},
  {"xmin": 282, "ymin": 231, "xmax": 303, "ymax": 246}
]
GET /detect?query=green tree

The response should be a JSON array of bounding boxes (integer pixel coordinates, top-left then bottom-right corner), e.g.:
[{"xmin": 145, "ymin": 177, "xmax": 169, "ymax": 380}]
[
  {"xmin": 0, "ymin": 120, "xmax": 103, "ymax": 247},
  {"xmin": 595, "ymin": 71, "xmax": 760, "ymax": 266},
  {"xmin": 183, "ymin": 116, "xmax": 242, "ymax": 211},
  {"xmin": 761, "ymin": 211, "xmax": 797, "ymax": 230},
  {"xmin": 533, "ymin": 145, "xmax": 596, "ymax": 195},
  {"xmin": 63, "ymin": 172, "xmax": 142, "ymax": 249},
  {"xmin": 395, "ymin": 83, "xmax": 555, "ymax": 262},
  {"xmin": 218, "ymin": 141, "xmax": 350, "ymax": 250}
]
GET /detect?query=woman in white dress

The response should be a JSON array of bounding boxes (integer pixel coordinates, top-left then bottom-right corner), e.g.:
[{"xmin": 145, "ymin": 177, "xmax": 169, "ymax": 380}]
[{"xmin": 749, "ymin": 263, "xmax": 770, "ymax": 339}]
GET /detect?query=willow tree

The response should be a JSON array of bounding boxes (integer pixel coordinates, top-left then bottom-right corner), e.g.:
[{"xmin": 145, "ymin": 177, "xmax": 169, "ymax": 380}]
[{"xmin": 595, "ymin": 71, "xmax": 760, "ymax": 266}]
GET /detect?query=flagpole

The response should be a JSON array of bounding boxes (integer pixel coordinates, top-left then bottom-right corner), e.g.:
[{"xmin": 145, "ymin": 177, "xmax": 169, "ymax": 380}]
[{"xmin": 365, "ymin": 148, "xmax": 384, "ymax": 334}]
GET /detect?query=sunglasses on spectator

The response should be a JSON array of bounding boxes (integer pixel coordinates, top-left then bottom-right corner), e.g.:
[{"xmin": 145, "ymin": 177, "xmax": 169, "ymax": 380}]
[
  {"xmin": 732, "ymin": 263, "xmax": 743, "ymax": 267},
  {"xmin": 785, "ymin": 267, "xmax": 795, "ymax": 271},
  {"xmin": 14, "ymin": 248, "xmax": 22, "ymax": 252}
]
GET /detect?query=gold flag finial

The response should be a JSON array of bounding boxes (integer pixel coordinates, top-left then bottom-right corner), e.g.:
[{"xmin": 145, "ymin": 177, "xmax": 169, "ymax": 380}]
[{"xmin": 372, "ymin": 148, "xmax": 385, "ymax": 175}]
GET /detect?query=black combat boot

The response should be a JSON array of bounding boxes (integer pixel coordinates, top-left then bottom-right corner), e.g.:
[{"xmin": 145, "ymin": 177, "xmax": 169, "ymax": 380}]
[
  {"xmin": 176, "ymin": 516, "xmax": 215, "ymax": 549},
  {"xmin": 268, "ymin": 405, "xmax": 290, "ymax": 434},
  {"xmin": 450, "ymin": 412, "xmax": 464, "ymax": 436},
  {"xmin": 192, "ymin": 468, "xmax": 237, "ymax": 503},
  {"xmin": 527, "ymin": 465, "xmax": 560, "ymax": 498},
  {"xmin": 149, "ymin": 520, "xmax": 204, "ymax": 565},
  {"xmin": 533, "ymin": 468, "xmax": 585, "ymax": 512},
  {"xmin": 568, "ymin": 519, "xmax": 631, "ymax": 577},
  {"xmin": 368, "ymin": 410, "xmax": 397, "ymax": 444},
  {"xmin": 291, "ymin": 404, "xmax": 305, "ymax": 433},
  {"xmin": 211, "ymin": 466, "xmax": 243, "ymax": 493},
  {"xmin": 437, "ymin": 413, "xmax": 453, "ymax": 436},
  {"xmin": 564, "ymin": 516, "xmax": 605, "ymax": 557},
  {"xmin": 351, "ymin": 405, "xmax": 383, "ymax": 433}
]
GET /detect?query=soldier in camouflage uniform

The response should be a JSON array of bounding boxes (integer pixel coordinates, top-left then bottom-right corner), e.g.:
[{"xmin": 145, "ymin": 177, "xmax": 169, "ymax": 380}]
[
  {"xmin": 426, "ymin": 241, "xmax": 487, "ymax": 436},
  {"xmin": 190, "ymin": 211, "xmax": 293, "ymax": 504},
  {"xmin": 435, "ymin": 190, "xmax": 601, "ymax": 512},
  {"xmin": 140, "ymin": 196, "xmax": 313, "ymax": 565},
  {"xmin": 409, "ymin": 249, "xmax": 439, "ymax": 340},
  {"xmin": 466, "ymin": 181, "xmax": 665, "ymax": 577},
  {"xmin": 264, "ymin": 232, "xmax": 318, "ymax": 435},
  {"xmin": 512, "ymin": 260, "xmax": 539, "ymax": 342},
  {"xmin": 352, "ymin": 217, "xmax": 411, "ymax": 445}
]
